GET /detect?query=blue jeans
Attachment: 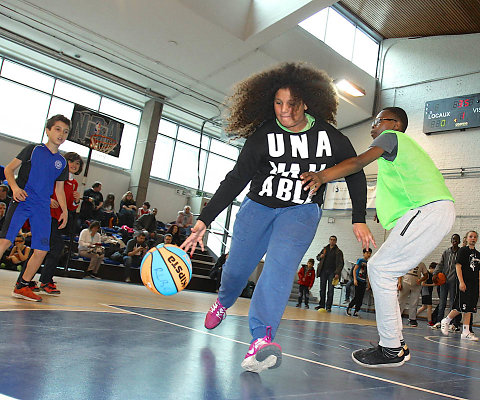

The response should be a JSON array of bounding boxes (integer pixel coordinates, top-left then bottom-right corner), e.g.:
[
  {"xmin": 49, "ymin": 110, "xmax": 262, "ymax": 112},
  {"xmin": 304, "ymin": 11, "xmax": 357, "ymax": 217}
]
[
  {"xmin": 218, "ymin": 198, "xmax": 321, "ymax": 341},
  {"xmin": 318, "ymin": 269, "xmax": 335, "ymax": 309}
]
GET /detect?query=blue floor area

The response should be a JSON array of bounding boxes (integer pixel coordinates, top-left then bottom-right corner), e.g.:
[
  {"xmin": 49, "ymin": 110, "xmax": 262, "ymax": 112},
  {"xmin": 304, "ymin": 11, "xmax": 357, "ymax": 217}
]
[{"xmin": 0, "ymin": 307, "xmax": 479, "ymax": 399}]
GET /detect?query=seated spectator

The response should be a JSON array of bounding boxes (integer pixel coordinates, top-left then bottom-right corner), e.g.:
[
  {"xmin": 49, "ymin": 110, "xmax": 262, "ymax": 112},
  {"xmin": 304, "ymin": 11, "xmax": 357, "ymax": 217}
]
[
  {"xmin": 101, "ymin": 193, "xmax": 116, "ymax": 227},
  {"xmin": 123, "ymin": 231, "xmax": 148, "ymax": 283},
  {"xmin": 80, "ymin": 182, "xmax": 104, "ymax": 222},
  {"xmin": 19, "ymin": 220, "xmax": 32, "ymax": 247},
  {"xmin": 78, "ymin": 221, "xmax": 104, "ymax": 278},
  {"xmin": 3, "ymin": 235, "xmax": 30, "ymax": 271},
  {"xmin": 176, "ymin": 205, "xmax": 194, "ymax": 236},
  {"xmin": 118, "ymin": 191, "xmax": 137, "ymax": 228},
  {"xmin": 0, "ymin": 201, "xmax": 6, "ymax": 231},
  {"xmin": 0, "ymin": 184, "xmax": 11, "ymax": 210},
  {"xmin": 163, "ymin": 233, "xmax": 173, "ymax": 245},
  {"xmin": 166, "ymin": 224, "xmax": 183, "ymax": 246},
  {"xmin": 138, "ymin": 201, "xmax": 150, "ymax": 218}
]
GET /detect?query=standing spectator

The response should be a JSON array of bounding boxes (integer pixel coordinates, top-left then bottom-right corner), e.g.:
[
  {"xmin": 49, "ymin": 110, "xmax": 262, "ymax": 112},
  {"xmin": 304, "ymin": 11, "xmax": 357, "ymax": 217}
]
[
  {"xmin": 296, "ymin": 259, "xmax": 315, "ymax": 309},
  {"xmin": 417, "ymin": 262, "xmax": 436, "ymax": 326},
  {"xmin": 0, "ymin": 202, "xmax": 6, "ymax": 231},
  {"xmin": 346, "ymin": 248, "xmax": 372, "ymax": 317},
  {"xmin": 38, "ymin": 152, "xmax": 83, "ymax": 295},
  {"xmin": 0, "ymin": 184, "xmax": 11, "ymax": 210},
  {"xmin": 441, "ymin": 231, "xmax": 480, "ymax": 341},
  {"xmin": 176, "ymin": 205, "xmax": 194, "ymax": 236},
  {"xmin": 166, "ymin": 224, "xmax": 183, "ymax": 246},
  {"xmin": 138, "ymin": 201, "xmax": 151, "ymax": 218},
  {"xmin": 78, "ymin": 221, "xmax": 104, "ymax": 278},
  {"xmin": 315, "ymin": 236, "xmax": 344, "ymax": 312},
  {"xmin": 80, "ymin": 182, "xmax": 104, "ymax": 221},
  {"xmin": 101, "ymin": 193, "xmax": 116, "ymax": 227},
  {"xmin": 123, "ymin": 231, "xmax": 148, "ymax": 283},
  {"xmin": 397, "ymin": 262, "xmax": 428, "ymax": 327},
  {"xmin": 432, "ymin": 234, "xmax": 461, "ymax": 329},
  {"xmin": 118, "ymin": 191, "xmax": 137, "ymax": 228}
]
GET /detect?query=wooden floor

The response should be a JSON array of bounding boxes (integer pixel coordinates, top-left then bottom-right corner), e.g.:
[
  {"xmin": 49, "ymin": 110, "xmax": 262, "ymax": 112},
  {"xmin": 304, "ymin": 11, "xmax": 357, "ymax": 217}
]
[{"xmin": 0, "ymin": 269, "xmax": 479, "ymax": 400}]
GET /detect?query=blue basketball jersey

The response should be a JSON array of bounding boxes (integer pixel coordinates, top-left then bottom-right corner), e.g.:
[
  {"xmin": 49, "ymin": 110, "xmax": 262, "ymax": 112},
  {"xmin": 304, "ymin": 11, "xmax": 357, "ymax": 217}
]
[{"xmin": 16, "ymin": 144, "xmax": 68, "ymax": 205}]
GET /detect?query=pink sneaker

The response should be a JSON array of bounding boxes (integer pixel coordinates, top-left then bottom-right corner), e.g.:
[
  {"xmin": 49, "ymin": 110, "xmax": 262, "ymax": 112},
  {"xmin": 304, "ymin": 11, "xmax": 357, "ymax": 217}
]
[
  {"xmin": 204, "ymin": 298, "xmax": 227, "ymax": 329},
  {"xmin": 241, "ymin": 326, "xmax": 282, "ymax": 373}
]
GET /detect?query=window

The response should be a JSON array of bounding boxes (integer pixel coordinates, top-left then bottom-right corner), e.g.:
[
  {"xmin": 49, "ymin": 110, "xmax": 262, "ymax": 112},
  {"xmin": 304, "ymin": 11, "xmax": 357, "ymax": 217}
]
[
  {"xmin": 203, "ymin": 154, "xmax": 235, "ymax": 194},
  {"xmin": 169, "ymin": 142, "xmax": 207, "ymax": 188},
  {"xmin": 159, "ymin": 118, "xmax": 178, "ymax": 138},
  {"xmin": 53, "ymin": 80, "xmax": 101, "ymax": 109},
  {"xmin": 1, "ymin": 60, "xmax": 55, "ymax": 93},
  {"xmin": 0, "ymin": 80, "xmax": 51, "ymax": 143},
  {"xmin": 100, "ymin": 97, "xmax": 141, "ymax": 125},
  {"xmin": 210, "ymin": 138, "xmax": 239, "ymax": 160},
  {"xmin": 299, "ymin": 6, "xmax": 380, "ymax": 76},
  {"xmin": 151, "ymin": 135, "xmax": 175, "ymax": 180}
]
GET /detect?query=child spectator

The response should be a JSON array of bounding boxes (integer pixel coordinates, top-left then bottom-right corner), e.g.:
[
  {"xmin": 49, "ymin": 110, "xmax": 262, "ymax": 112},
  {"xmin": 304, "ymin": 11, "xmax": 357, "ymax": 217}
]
[
  {"xmin": 346, "ymin": 248, "xmax": 372, "ymax": 317},
  {"xmin": 398, "ymin": 262, "xmax": 428, "ymax": 327},
  {"xmin": 0, "ymin": 114, "xmax": 69, "ymax": 301},
  {"xmin": 5, "ymin": 235, "xmax": 30, "ymax": 270},
  {"xmin": 101, "ymin": 193, "xmax": 116, "ymax": 227},
  {"xmin": 417, "ymin": 262, "xmax": 436, "ymax": 326},
  {"xmin": 138, "ymin": 201, "xmax": 150, "ymax": 218},
  {"xmin": 78, "ymin": 221, "xmax": 104, "ymax": 278},
  {"xmin": 441, "ymin": 231, "xmax": 480, "ymax": 341},
  {"xmin": 296, "ymin": 259, "xmax": 315, "ymax": 309},
  {"xmin": 40, "ymin": 152, "xmax": 82, "ymax": 294}
]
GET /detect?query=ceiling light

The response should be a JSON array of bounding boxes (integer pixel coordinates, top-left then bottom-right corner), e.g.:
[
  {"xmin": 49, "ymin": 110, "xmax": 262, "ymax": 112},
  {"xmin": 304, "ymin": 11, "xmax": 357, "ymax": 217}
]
[{"xmin": 335, "ymin": 79, "xmax": 365, "ymax": 97}]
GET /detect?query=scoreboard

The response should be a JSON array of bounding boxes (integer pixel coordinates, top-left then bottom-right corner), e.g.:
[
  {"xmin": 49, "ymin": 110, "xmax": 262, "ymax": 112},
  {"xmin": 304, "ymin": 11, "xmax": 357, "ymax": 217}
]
[{"xmin": 423, "ymin": 93, "xmax": 480, "ymax": 134}]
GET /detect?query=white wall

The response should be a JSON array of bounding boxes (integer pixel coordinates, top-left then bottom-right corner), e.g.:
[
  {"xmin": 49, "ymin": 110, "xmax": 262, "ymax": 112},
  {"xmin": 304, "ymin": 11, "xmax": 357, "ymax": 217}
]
[{"xmin": 307, "ymin": 33, "xmax": 480, "ymax": 297}]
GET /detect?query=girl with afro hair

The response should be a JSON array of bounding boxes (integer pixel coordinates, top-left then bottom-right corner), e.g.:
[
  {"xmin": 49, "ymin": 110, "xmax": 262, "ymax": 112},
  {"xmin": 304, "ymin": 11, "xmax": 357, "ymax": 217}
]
[{"xmin": 182, "ymin": 62, "xmax": 372, "ymax": 373}]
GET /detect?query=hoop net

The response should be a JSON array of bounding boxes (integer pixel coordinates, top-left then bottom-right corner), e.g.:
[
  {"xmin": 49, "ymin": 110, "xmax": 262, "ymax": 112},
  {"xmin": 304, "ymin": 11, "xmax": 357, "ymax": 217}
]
[{"xmin": 90, "ymin": 134, "xmax": 118, "ymax": 154}]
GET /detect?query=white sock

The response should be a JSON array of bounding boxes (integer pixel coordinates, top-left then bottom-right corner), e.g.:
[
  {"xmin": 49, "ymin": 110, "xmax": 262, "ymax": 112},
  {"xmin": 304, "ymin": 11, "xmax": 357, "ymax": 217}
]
[
  {"xmin": 444, "ymin": 316, "xmax": 452, "ymax": 324},
  {"xmin": 463, "ymin": 325, "xmax": 470, "ymax": 334}
]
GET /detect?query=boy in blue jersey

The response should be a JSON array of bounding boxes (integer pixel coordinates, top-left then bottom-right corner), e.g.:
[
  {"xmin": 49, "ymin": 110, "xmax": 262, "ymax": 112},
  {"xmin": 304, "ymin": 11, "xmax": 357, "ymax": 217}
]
[{"xmin": 0, "ymin": 114, "xmax": 70, "ymax": 301}]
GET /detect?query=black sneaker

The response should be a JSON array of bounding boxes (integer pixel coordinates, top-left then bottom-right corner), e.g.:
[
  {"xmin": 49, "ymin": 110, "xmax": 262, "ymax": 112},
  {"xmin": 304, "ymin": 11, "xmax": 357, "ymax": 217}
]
[
  {"xmin": 352, "ymin": 345, "xmax": 405, "ymax": 368},
  {"xmin": 403, "ymin": 344, "xmax": 410, "ymax": 361},
  {"xmin": 346, "ymin": 308, "xmax": 352, "ymax": 316},
  {"xmin": 326, "ymin": 308, "xmax": 332, "ymax": 313},
  {"xmin": 352, "ymin": 311, "xmax": 359, "ymax": 317},
  {"xmin": 314, "ymin": 305, "xmax": 322, "ymax": 310},
  {"xmin": 305, "ymin": 305, "xmax": 309, "ymax": 309},
  {"xmin": 295, "ymin": 303, "xmax": 301, "ymax": 308},
  {"xmin": 409, "ymin": 319, "xmax": 418, "ymax": 327}
]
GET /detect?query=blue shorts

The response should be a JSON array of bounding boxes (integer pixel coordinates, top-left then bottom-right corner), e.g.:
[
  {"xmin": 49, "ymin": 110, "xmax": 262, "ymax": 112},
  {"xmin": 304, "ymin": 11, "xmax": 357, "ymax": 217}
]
[{"xmin": 0, "ymin": 200, "xmax": 52, "ymax": 251}]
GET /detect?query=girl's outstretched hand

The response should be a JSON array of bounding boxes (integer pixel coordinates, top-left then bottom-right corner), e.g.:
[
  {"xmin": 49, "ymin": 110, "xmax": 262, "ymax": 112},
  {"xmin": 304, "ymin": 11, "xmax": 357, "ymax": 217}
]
[{"xmin": 181, "ymin": 220, "xmax": 207, "ymax": 257}]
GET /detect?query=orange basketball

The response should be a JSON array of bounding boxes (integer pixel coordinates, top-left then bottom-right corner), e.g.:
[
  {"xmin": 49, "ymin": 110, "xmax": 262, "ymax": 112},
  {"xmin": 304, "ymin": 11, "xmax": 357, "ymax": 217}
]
[
  {"xmin": 140, "ymin": 244, "xmax": 192, "ymax": 296},
  {"xmin": 433, "ymin": 272, "xmax": 446, "ymax": 286}
]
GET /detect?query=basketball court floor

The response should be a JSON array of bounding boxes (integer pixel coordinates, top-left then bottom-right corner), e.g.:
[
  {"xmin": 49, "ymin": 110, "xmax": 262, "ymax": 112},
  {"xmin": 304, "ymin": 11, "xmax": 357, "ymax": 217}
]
[{"xmin": 0, "ymin": 269, "xmax": 478, "ymax": 400}]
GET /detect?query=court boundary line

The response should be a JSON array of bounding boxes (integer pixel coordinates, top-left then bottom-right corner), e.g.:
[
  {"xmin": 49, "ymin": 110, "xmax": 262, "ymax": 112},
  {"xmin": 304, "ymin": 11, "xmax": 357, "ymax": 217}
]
[
  {"xmin": 106, "ymin": 304, "xmax": 468, "ymax": 400},
  {"xmin": 424, "ymin": 335, "xmax": 480, "ymax": 352}
]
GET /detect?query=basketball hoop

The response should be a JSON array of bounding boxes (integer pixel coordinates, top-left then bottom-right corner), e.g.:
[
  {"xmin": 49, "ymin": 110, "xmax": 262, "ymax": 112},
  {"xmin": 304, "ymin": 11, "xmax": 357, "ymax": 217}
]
[{"xmin": 90, "ymin": 134, "xmax": 118, "ymax": 154}]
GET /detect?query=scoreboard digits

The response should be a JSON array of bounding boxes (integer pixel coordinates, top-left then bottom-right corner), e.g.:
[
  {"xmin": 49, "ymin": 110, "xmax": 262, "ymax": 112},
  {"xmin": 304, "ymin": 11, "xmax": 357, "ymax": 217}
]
[{"xmin": 424, "ymin": 94, "xmax": 480, "ymax": 134}]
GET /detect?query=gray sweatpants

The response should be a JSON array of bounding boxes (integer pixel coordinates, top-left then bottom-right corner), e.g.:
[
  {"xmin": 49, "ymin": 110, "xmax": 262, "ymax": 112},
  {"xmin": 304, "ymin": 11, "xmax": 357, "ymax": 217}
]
[{"xmin": 368, "ymin": 200, "xmax": 455, "ymax": 348}]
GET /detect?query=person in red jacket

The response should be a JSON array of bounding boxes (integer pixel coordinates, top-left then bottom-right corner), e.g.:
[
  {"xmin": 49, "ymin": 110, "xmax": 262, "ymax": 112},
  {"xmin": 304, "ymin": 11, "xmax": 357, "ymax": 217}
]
[
  {"xmin": 296, "ymin": 258, "xmax": 316, "ymax": 309},
  {"xmin": 17, "ymin": 152, "xmax": 83, "ymax": 295}
]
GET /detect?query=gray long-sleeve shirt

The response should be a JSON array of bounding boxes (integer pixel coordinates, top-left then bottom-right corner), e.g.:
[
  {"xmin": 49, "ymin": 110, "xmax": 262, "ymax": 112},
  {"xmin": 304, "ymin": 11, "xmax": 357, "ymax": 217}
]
[{"xmin": 434, "ymin": 247, "xmax": 459, "ymax": 282}]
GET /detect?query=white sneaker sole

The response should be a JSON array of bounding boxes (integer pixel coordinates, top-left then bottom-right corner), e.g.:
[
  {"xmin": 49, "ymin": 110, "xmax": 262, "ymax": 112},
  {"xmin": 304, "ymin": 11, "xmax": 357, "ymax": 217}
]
[
  {"xmin": 241, "ymin": 346, "xmax": 282, "ymax": 373},
  {"xmin": 12, "ymin": 291, "xmax": 42, "ymax": 302}
]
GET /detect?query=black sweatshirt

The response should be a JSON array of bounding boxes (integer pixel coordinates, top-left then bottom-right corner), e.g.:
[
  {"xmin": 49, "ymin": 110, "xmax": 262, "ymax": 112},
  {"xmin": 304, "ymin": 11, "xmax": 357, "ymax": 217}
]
[{"xmin": 199, "ymin": 118, "xmax": 367, "ymax": 226}]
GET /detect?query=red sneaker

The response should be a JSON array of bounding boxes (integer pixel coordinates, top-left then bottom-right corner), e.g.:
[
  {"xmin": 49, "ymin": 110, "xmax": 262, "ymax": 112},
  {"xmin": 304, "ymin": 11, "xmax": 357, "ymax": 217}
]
[
  {"xmin": 29, "ymin": 281, "xmax": 40, "ymax": 292},
  {"xmin": 40, "ymin": 282, "xmax": 61, "ymax": 295},
  {"xmin": 13, "ymin": 286, "xmax": 42, "ymax": 302}
]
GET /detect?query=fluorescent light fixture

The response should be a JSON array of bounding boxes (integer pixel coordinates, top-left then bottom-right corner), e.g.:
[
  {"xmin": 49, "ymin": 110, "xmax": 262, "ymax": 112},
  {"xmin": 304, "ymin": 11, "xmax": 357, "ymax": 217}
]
[{"xmin": 335, "ymin": 79, "xmax": 366, "ymax": 97}]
